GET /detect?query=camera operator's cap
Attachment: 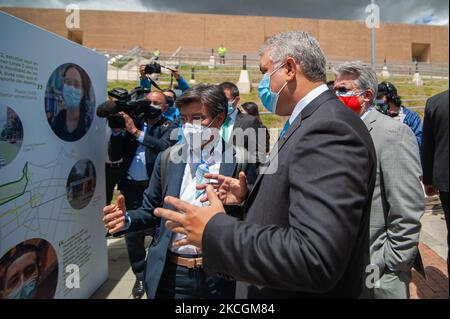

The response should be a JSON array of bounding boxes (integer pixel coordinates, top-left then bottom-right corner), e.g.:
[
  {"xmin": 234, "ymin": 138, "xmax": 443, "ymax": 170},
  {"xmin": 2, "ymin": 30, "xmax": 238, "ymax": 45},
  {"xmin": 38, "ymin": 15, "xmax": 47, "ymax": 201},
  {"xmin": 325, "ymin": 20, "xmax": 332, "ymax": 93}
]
[{"xmin": 378, "ymin": 81, "xmax": 398, "ymax": 98}]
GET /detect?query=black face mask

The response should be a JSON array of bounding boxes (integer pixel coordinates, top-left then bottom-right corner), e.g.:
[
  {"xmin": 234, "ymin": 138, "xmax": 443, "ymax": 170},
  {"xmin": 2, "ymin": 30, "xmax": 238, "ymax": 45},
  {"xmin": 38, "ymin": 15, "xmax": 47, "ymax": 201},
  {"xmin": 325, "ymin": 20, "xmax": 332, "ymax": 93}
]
[
  {"xmin": 388, "ymin": 109, "xmax": 400, "ymax": 117},
  {"xmin": 143, "ymin": 104, "xmax": 162, "ymax": 120}
]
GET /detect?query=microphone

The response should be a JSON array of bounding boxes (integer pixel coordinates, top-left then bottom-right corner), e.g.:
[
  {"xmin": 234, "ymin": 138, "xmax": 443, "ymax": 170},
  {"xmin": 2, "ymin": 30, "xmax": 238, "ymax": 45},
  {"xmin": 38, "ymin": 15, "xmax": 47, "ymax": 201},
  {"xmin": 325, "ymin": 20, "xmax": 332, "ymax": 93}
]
[{"xmin": 96, "ymin": 100, "xmax": 119, "ymax": 118}]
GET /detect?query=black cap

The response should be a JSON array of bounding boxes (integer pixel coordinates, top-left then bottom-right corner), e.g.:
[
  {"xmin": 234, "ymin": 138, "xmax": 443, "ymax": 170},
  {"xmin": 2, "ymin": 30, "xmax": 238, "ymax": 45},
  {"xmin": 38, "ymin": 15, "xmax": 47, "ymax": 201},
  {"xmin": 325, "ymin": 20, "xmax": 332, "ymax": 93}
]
[{"xmin": 378, "ymin": 81, "xmax": 398, "ymax": 97}]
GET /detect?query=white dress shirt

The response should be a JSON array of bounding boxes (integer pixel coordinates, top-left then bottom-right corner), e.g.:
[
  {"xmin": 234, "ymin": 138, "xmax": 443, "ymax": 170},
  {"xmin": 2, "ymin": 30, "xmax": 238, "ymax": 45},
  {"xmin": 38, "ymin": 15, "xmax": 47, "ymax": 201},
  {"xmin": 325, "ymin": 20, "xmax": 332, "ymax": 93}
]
[
  {"xmin": 170, "ymin": 139, "xmax": 223, "ymax": 255},
  {"xmin": 288, "ymin": 84, "xmax": 329, "ymax": 125}
]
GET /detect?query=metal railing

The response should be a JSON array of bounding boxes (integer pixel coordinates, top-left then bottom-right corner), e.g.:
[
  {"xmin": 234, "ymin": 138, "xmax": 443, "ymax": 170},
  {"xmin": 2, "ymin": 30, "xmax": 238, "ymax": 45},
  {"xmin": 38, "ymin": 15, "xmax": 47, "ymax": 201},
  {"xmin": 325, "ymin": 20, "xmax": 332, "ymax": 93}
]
[{"xmin": 103, "ymin": 47, "xmax": 449, "ymax": 82}]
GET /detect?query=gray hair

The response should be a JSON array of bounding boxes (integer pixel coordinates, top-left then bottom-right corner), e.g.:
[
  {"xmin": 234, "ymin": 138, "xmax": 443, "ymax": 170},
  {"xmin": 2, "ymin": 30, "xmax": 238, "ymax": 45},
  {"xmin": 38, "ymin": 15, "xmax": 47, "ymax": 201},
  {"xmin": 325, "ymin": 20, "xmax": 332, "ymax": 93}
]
[
  {"xmin": 333, "ymin": 61, "xmax": 378, "ymax": 99},
  {"xmin": 259, "ymin": 30, "xmax": 327, "ymax": 83}
]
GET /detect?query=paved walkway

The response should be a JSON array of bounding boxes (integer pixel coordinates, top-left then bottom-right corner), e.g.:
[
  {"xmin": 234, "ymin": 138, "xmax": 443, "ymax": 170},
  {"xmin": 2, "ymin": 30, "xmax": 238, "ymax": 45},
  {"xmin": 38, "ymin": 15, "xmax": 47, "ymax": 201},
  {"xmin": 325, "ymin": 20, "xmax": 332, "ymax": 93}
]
[{"xmin": 410, "ymin": 196, "xmax": 448, "ymax": 299}]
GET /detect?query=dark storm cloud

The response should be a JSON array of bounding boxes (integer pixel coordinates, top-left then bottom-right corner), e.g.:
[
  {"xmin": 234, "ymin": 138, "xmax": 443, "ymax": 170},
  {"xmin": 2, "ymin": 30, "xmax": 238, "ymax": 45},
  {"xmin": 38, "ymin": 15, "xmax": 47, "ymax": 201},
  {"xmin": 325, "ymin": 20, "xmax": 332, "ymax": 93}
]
[{"xmin": 0, "ymin": 0, "xmax": 448, "ymax": 25}]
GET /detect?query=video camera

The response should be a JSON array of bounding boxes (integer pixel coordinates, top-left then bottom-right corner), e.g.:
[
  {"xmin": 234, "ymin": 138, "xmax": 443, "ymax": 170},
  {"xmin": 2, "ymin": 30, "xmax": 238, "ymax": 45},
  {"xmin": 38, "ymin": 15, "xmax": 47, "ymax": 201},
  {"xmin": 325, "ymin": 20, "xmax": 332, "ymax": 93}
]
[
  {"xmin": 144, "ymin": 61, "xmax": 178, "ymax": 75},
  {"xmin": 144, "ymin": 62, "xmax": 162, "ymax": 74},
  {"xmin": 96, "ymin": 87, "xmax": 162, "ymax": 129}
]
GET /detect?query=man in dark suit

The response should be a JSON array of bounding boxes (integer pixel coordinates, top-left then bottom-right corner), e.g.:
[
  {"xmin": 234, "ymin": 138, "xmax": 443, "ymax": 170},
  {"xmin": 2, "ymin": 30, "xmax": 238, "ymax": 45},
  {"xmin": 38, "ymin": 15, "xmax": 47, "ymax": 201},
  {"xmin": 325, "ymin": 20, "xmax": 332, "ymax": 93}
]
[
  {"xmin": 422, "ymin": 90, "xmax": 449, "ymax": 273},
  {"xmin": 219, "ymin": 82, "xmax": 267, "ymax": 165},
  {"xmin": 154, "ymin": 31, "xmax": 377, "ymax": 298},
  {"xmin": 103, "ymin": 85, "xmax": 257, "ymax": 299},
  {"xmin": 108, "ymin": 91, "xmax": 177, "ymax": 298}
]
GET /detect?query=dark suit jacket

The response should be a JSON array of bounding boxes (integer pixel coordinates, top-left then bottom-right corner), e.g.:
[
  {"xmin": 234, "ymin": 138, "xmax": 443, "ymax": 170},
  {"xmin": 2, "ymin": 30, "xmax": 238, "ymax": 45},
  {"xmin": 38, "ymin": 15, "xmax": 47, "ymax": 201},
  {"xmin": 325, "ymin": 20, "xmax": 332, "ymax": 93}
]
[
  {"xmin": 231, "ymin": 110, "xmax": 267, "ymax": 163},
  {"xmin": 121, "ymin": 142, "xmax": 258, "ymax": 299},
  {"xmin": 422, "ymin": 90, "xmax": 449, "ymax": 192},
  {"xmin": 202, "ymin": 89, "xmax": 377, "ymax": 298},
  {"xmin": 108, "ymin": 117, "xmax": 177, "ymax": 185}
]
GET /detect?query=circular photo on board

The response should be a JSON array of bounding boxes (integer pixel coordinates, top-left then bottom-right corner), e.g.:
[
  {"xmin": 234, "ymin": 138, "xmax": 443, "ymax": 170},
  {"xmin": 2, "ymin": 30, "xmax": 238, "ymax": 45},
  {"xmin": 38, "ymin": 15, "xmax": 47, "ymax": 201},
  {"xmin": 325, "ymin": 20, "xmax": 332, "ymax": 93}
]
[
  {"xmin": 45, "ymin": 63, "xmax": 95, "ymax": 142},
  {"xmin": 0, "ymin": 105, "xmax": 23, "ymax": 170},
  {"xmin": 66, "ymin": 159, "xmax": 96, "ymax": 209},
  {"xmin": 0, "ymin": 238, "xmax": 58, "ymax": 299}
]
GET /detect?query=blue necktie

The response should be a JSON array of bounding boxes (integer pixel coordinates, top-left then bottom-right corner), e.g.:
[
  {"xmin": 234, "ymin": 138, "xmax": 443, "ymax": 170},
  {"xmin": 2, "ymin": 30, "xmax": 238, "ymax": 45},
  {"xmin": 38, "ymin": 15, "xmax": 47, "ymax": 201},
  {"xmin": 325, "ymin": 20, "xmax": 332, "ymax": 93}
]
[{"xmin": 278, "ymin": 120, "xmax": 291, "ymax": 141}]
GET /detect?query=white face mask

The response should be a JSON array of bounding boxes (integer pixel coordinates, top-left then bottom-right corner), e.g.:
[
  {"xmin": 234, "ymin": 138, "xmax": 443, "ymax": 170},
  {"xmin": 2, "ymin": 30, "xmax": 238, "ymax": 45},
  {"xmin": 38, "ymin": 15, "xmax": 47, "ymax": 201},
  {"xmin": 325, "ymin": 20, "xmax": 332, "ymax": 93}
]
[{"xmin": 182, "ymin": 117, "xmax": 218, "ymax": 150}]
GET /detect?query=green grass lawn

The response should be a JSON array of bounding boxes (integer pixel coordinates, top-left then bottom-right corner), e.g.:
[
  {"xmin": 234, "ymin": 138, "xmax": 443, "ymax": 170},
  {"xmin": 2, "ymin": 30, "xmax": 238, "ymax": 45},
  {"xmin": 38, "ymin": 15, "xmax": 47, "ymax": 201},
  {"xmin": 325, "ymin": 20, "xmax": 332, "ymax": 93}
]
[{"xmin": 107, "ymin": 71, "xmax": 448, "ymax": 128}]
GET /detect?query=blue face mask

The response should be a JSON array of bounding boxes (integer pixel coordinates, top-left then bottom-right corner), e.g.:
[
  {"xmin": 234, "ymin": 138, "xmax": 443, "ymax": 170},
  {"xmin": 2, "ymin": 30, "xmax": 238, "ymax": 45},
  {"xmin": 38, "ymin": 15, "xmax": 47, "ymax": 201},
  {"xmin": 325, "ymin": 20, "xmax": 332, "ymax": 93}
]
[
  {"xmin": 63, "ymin": 85, "xmax": 82, "ymax": 111},
  {"xmin": 7, "ymin": 277, "xmax": 38, "ymax": 299},
  {"xmin": 258, "ymin": 63, "xmax": 288, "ymax": 114},
  {"xmin": 173, "ymin": 89, "xmax": 183, "ymax": 98}
]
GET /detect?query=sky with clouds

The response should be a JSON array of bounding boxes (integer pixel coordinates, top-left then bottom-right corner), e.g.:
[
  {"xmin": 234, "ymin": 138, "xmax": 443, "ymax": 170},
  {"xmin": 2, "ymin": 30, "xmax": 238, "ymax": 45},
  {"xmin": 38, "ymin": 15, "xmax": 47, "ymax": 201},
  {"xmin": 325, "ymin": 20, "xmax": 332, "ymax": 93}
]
[{"xmin": 0, "ymin": 0, "xmax": 448, "ymax": 25}]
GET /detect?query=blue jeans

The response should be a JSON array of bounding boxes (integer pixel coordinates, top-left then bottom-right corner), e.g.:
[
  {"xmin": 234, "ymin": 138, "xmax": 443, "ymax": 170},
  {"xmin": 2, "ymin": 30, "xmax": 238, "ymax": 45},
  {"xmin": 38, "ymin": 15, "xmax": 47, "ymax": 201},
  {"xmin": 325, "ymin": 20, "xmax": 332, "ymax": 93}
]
[{"xmin": 155, "ymin": 259, "xmax": 235, "ymax": 299}]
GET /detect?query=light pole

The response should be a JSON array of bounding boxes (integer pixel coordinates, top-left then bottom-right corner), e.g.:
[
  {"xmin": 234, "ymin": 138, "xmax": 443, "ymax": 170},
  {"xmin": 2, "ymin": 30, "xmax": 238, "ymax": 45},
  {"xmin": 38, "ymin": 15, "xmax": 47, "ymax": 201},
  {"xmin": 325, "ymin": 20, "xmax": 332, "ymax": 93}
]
[{"xmin": 371, "ymin": 0, "xmax": 376, "ymax": 69}]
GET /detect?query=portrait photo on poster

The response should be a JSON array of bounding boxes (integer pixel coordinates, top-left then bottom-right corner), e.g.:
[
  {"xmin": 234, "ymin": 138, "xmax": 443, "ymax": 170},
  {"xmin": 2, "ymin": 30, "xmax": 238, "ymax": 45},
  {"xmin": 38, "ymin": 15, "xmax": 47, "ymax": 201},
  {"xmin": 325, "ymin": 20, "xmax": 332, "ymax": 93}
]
[
  {"xmin": 0, "ymin": 238, "xmax": 58, "ymax": 299},
  {"xmin": 45, "ymin": 63, "xmax": 95, "ymax": 142}
]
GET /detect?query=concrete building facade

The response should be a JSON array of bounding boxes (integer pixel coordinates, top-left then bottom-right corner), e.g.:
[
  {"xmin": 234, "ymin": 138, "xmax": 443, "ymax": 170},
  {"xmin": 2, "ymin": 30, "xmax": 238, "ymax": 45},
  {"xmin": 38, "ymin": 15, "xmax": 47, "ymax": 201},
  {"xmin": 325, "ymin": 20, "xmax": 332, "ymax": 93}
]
[{"xmin": 1, "ymin": 7, "xmax": 448, "ymax": 64}]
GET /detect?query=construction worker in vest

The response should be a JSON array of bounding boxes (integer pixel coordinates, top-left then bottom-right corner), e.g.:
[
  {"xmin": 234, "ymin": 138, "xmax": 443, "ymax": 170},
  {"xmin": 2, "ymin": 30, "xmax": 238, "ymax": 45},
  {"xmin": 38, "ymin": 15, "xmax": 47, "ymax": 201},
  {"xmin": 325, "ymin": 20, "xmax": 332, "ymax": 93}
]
[
  {"xmin": 153, "ymin": 48, "xmax": 160, "ymax": 61},
  {"xmin": 218, "ymin": 44, "xmax": 227, "ymax": 64}
]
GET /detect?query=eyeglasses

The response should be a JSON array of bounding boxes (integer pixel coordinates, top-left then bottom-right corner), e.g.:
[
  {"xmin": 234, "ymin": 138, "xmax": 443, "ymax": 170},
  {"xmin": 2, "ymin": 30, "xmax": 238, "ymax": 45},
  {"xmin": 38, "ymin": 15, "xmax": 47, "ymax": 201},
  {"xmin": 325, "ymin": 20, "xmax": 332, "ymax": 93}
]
[
  {"xmin": 335, "ymin": 87, "xmax": 364, "ymax": 97},
  {"xmin": 180, "ymin": 115, "xmax": 205, "ymax": 125}
]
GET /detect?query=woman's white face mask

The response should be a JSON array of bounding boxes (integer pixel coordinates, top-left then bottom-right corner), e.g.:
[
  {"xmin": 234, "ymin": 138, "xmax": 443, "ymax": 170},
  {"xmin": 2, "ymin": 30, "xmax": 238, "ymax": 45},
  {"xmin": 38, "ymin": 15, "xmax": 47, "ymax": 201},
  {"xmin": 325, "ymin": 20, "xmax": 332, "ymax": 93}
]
[{"xmin": 182, "ymin": 116, "xmax": 218, "ymax": 149}]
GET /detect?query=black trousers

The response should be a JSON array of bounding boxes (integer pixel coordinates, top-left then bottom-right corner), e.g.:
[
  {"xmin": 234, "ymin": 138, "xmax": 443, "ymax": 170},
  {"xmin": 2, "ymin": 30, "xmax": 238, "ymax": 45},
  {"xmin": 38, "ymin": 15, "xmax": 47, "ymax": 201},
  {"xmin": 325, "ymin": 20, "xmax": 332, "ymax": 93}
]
[
  {"xmin": 105, "ymin": 163, "xmax": 122, "ymax": 205},
  {"xmin": 155, "ymin": 258, "xmax": 235, "ymax": 299},
  {"xmin": 121, "ymin": 180, "xmax": 150, "ymax": 280},
  {"xmin": 440, "ymin": 191, "xmax": 449, "ymax": 274}
]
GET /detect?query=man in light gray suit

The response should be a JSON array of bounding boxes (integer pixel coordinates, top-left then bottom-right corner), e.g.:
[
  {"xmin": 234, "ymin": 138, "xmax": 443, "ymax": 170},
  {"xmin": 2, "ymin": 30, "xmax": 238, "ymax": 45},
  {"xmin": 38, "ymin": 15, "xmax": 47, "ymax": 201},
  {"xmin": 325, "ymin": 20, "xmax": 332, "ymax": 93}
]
[{"xmin": 334, "ymin": 61, "xmax": 425, "ymax": 299}]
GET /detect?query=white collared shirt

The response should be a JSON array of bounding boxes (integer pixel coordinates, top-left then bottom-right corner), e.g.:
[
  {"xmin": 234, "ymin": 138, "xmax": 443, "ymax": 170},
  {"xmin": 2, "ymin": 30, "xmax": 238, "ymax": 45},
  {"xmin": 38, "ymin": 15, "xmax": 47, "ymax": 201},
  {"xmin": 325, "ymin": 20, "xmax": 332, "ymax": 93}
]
[
  {"xmin": 391, "ymin": 106, "xmax": 405, "ymax": 123},
  {"xmin": 360, "ymin": 106, "xmax": 374, "ymax": 121},
  {"xmin": 288, "ymin": 84, "xmax": 329, "ymax": 125},
  {"xmin": 170, "ymin": 140, "xmax": 223, "ymax": 255}
]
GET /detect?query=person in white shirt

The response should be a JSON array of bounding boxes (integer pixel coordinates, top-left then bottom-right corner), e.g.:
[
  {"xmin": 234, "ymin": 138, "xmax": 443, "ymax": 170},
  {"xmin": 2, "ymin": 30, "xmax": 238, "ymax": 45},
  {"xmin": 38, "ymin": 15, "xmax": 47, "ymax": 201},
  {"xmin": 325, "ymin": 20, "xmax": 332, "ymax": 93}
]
[{"xmin": 102, "ymin": 84, "xmax": 257, "ymax": 299}]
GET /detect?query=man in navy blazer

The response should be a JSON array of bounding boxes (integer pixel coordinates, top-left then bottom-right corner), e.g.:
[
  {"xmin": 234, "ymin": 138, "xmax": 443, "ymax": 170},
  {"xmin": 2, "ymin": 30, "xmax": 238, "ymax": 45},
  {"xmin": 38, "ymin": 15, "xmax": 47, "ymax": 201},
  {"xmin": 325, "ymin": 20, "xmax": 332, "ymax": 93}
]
[
  {"xmin": 103, "ymin": 84, "xmax": 257, "ymax": 299},
  {"xmin": 154, "ymin": 31, "xmax": 377, "ymax": 299}
]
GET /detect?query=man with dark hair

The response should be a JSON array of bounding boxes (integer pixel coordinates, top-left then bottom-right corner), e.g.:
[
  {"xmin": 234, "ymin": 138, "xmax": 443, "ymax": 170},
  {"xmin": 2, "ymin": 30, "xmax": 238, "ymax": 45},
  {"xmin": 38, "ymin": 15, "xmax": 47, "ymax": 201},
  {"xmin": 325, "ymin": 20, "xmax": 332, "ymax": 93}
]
[
  {"xmin": 219, "ymin": 82, "xmax": 267, "ymax": 165},
  {"xmin": 103, "ymin": 84, "xmax": 257, "ymax": 299},
  {"xmin": 108, "ymin": 90, "xmax": 177, "ymax": 298},
  {"xmin": 0, "ymin": 244, "xmax": 40, "ymax": 299}
]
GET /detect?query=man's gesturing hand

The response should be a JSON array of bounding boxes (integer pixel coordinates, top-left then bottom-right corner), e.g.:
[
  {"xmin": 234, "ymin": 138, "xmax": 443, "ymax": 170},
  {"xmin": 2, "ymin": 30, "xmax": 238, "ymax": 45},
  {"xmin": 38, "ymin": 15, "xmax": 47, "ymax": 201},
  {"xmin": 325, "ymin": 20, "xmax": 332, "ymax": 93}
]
[
  {"xmin": 196, "ymin": 171, "xmax": 248, "ymax": 206},
  {"xmin": 103, "ymin": 195, "xmax": 127, "ymax": 234},
  {"xmin": 154, "ymin": 185, "xmax": 225, "ymax": 248}
]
